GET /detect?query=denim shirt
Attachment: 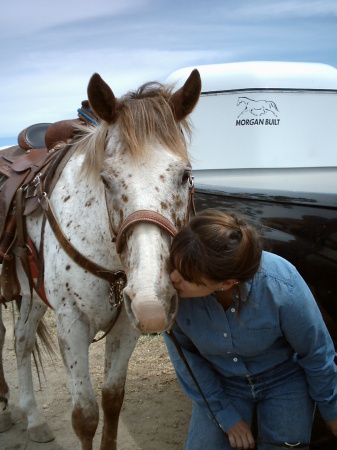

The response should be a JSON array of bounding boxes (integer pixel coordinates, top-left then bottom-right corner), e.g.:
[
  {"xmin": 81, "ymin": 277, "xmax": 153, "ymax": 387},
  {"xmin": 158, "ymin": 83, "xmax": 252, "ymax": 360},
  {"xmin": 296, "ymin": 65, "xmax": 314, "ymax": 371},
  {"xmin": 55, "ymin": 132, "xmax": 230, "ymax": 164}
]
[{"xmin": 164, "ymin": 251, "xmax": 337, "ymax": 430}]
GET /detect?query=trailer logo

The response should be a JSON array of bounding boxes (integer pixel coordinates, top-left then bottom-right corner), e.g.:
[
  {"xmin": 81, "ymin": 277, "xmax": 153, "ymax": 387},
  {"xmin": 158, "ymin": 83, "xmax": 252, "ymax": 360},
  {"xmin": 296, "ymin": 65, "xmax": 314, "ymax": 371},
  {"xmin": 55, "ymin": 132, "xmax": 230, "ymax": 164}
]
[{"xmin": 236, "ymin": 97, "xmax": 280, "ymax": 126}]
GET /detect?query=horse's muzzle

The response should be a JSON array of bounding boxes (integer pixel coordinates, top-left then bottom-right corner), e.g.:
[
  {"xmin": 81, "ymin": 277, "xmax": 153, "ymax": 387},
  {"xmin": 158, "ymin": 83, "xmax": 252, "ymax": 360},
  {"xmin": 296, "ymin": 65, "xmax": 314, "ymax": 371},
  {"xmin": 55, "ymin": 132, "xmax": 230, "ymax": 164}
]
[{"xmin": 123, "ymin": 289, "xmax": 178, "ymax": 334}]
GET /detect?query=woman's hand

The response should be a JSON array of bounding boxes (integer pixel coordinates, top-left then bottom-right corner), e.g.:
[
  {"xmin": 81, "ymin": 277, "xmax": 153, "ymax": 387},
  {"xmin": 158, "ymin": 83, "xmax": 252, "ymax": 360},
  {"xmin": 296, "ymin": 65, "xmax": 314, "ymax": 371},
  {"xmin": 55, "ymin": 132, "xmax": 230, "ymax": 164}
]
[
  {"xmin": 325, "ymin": 418, "xmax": 337, "ymax": 437},
  {"xmin": 226, "ymin": 420, "xmax": 255, "ymax": 449}
]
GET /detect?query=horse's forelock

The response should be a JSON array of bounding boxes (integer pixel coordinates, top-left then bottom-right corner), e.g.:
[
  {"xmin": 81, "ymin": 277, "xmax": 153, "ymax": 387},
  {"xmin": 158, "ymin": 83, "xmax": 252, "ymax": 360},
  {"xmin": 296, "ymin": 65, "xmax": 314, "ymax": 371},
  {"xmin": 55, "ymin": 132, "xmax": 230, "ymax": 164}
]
[
  {"xmin": 122, "ymin": 81, "xmax": 173, "ymax": 101},
  {"xmin": 117, "ymin": 82, "xmax": 191, "ymax": 160}
]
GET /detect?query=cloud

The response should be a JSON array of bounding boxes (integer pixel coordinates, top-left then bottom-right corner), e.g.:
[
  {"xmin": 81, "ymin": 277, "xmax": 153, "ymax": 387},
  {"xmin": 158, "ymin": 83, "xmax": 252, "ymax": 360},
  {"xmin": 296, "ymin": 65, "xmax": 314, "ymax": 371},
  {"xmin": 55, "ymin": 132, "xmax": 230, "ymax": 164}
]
[
  {"xmin": 1, "ymin": 0, "xmax": 337, "ymax": 140},
  {"xmin": 221, "ymin": 0, "xmax": 337, "ymax": 19},
  {"xmin": 1, "ymin": 46, "xmax": 230, "ymax": 137},
  {"xmin": 1, "ymin": 0, "xmax": 149, "ymax": 37}
]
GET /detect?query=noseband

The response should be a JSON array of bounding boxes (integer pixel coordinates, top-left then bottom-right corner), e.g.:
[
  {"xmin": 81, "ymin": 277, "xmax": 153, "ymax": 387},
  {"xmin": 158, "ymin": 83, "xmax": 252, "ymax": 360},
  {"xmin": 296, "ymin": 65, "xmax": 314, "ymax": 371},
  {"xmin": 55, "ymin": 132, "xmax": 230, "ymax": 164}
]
[
  {"xmin": 111, "ymin": 176, "xmax": 195, "ymax": 254},
  {"xmin": 115, "ymin": 210, "xmax": 177, "ymax": 253}
]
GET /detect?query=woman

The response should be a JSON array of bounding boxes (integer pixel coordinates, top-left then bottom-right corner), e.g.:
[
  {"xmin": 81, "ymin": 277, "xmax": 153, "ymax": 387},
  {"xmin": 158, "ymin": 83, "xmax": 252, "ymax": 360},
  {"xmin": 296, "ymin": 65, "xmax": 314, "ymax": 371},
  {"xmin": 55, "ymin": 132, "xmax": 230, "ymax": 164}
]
[{"xmin": 164, "ymin": 209, "xmax": 337, "ymax": 450}]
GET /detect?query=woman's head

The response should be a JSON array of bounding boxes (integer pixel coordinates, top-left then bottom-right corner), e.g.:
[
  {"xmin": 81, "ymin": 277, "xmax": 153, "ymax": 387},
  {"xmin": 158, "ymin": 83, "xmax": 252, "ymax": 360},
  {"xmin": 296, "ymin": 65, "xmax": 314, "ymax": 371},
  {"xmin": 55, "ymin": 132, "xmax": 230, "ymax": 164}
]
[{"xmin": 170, "ymin": 209, "xmax": 263, "ymax": 287}]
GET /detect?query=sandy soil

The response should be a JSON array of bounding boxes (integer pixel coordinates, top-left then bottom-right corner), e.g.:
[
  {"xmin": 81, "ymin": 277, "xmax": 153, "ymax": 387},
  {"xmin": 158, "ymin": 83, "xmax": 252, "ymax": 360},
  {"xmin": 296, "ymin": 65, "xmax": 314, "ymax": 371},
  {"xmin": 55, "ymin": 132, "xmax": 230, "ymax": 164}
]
[
  {"xmin": 0, "ymin": 307, "xmax": 192, "ymax": 450},
  {"xmin": 1, "ymin": 307, "xmax": 336, "ymax": 450}
]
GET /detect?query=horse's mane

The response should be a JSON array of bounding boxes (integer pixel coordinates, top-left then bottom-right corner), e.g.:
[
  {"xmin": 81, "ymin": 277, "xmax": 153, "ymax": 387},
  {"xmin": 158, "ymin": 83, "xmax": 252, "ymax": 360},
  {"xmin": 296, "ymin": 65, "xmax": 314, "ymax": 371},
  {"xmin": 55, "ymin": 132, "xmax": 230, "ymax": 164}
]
[{"xmin": 74, "ymin": 82, "xmax": 192, "ymax": 179}]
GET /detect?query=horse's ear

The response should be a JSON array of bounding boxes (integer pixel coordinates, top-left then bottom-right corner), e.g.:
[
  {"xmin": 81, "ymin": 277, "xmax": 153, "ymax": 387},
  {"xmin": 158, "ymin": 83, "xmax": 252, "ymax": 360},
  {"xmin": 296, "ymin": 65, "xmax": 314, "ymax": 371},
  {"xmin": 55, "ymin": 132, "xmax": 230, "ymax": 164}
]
[
  {"xmin": 87, "ymin": 73, "xmax": 119, "ymax": 124},
  {"xmin": 170, "ymin": 69, "xmax": 201, "ymax": 121}
]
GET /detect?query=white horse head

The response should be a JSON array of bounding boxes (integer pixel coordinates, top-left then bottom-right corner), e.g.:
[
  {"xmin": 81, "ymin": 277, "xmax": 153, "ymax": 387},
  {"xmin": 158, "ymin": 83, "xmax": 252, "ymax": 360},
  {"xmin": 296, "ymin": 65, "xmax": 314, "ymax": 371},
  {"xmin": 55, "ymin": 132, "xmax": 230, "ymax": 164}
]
[
  {"xmin": 76, "ymin": 70, "xmax": 201, "ymax": 334},
  {"xmin": 237, "ymin": 97, "xmax": 247, "ymax": 106}
]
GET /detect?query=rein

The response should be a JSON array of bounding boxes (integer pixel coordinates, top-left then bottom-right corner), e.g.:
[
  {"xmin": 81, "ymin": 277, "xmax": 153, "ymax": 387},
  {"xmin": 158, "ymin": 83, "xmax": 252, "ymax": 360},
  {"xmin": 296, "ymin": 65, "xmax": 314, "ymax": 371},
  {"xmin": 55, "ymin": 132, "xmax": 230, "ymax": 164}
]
[{"xmin": 167, "ymin": 330, "xmax": 225, "ymax": 434}]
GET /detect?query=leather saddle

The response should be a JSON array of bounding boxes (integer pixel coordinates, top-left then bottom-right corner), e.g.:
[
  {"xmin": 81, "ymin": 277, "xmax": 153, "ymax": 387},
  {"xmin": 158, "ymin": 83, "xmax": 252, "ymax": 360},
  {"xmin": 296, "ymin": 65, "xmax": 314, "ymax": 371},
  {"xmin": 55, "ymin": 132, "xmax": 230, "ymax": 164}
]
[
  {"xmin": 0, "ymin": 119, "xmax": 80, "ymax": 261},
  {"xmin": 18, "ymin": 123, "xmax": 52, "ymax": 149},
  {"xmin": 0, "ymin": 102, "xmax": 98, "ymax": 303}
]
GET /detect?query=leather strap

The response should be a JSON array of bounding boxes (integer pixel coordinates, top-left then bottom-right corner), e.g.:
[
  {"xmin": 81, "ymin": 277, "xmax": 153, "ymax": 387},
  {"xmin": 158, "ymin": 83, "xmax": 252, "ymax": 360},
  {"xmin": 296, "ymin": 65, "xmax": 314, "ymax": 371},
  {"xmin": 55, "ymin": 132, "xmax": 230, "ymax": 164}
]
[
  {"xmin": 115, "ymin": 210, "xmax": 177, "ymax": 254},
  {"xmin": 0, "ymin": 244, "xmax": 20, "ymax": 303},
  {"xmin": 25, "ymin": 235, "xmax": 53, "ymax": 309},
  {"xmin": 115, "ymin": 175, "xmax": 196, "ymax": 254},
  {"xmin": 38, "ymin": 192, "xmax": 125, "ymax": 285},
  {"xmin": 37, "ymin": 214, "xmax": 47, "ymax": 292},
  {"xmin": 167, "ymin": 330, "xmax": 227, "ymax": 437},
  {"xmin": 186, "ymin": 183, "xmax": 196, "ymax": 222},
  {"xmin": 0, "ymin": 213, "xmax": 16, "ymax": 262},
  {"xmin": 16, "ymin": 187, "xmax": 34, "ymax": 319},
  {"xmin": 37, "ymin": 142, "xmax": 71, "ymax": 197},
  {"xmin": 92, "ymin": 306, "xmax": 122, "ymax": 343}
]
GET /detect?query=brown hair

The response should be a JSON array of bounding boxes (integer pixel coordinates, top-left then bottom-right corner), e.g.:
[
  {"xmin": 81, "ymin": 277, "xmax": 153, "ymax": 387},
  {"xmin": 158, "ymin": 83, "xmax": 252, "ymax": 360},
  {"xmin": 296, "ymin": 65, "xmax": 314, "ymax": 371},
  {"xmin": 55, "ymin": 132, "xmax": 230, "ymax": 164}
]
[{"xmin": 170, "ymin": 209, "xmax": 263, "ymax": 286}]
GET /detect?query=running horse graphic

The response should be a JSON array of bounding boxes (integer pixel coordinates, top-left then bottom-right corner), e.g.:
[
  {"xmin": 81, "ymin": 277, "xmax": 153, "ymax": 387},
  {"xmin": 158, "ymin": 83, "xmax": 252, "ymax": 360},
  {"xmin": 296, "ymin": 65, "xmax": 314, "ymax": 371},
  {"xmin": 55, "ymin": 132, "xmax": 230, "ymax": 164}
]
[{"xmin": 237, "ymin": 97, "xmax": 279, "ymax": 117}]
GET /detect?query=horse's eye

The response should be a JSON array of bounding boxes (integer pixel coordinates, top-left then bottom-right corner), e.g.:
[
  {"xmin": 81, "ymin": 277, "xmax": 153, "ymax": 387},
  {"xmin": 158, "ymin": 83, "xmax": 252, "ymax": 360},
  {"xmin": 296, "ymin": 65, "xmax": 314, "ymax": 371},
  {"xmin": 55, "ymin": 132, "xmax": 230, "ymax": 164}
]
[{"xmin": 182, "ymin": 170, "xmax": 191, "ymax": 185}]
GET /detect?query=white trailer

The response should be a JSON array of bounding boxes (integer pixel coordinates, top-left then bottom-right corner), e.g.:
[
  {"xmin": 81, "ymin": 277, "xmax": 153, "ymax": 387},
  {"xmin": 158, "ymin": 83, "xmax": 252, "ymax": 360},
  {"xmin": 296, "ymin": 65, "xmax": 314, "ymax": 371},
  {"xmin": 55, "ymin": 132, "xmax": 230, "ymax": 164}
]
[{"xmin": 167, "ymin": 61, "xmax": 337, "ymax": 203}]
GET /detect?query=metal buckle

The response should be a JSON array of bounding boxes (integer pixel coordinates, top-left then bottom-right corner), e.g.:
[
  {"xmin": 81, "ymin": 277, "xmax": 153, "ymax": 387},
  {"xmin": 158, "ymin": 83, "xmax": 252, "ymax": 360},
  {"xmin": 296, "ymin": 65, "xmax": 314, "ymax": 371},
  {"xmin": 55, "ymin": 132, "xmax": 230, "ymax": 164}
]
[
  {"xmin": 109, "ymin": 272, "xmax": 127, "ymax": 307},
  {"xmin": 33, "ymin": 172, "xmax": 42, "ymax": 187}
]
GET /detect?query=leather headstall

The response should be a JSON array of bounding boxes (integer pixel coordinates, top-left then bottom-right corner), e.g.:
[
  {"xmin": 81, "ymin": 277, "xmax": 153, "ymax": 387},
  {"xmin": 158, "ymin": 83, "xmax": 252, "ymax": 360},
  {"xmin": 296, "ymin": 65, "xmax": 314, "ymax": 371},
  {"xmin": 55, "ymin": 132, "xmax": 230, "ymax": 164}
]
[
  {"xmin": 35, "ymin": 170, "xmax": 195, "ymax": 306},
  {"xmin": 35, "ymin": 165, "xmax": 195, "ymax": 341}
]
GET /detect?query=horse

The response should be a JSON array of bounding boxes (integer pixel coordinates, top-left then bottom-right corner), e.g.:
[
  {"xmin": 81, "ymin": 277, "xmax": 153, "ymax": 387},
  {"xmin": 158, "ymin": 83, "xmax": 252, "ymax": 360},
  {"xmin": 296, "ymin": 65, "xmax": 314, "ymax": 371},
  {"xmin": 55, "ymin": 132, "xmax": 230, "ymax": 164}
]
[
  {"xmin": 237, "ymin": 96, "xmax": 279, "ymax": 117},
  {"xmin": 0, "ymin": 68, "xmax": 201, "ymax": 449}
]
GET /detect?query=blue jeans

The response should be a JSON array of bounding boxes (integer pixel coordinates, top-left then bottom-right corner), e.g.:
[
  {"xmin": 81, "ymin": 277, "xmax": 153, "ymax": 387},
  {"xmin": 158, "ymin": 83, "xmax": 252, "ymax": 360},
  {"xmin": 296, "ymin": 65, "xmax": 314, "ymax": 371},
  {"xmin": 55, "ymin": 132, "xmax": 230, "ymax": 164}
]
[{"xmin": 185, "ymin": 358, "xmax": 315, "ymax": 450}]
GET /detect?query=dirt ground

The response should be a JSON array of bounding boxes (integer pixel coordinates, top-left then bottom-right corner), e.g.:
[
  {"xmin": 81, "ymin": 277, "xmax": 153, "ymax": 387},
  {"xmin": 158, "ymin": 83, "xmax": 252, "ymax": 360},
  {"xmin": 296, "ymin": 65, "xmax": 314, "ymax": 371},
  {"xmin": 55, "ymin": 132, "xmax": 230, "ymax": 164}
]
[
  {"xmin": 0, "ymin": 307, "xmax": 192, "ymax": 450},
  {"xmin": 1, "ymin": 307, "xmax": 336, "ymax": 450}
]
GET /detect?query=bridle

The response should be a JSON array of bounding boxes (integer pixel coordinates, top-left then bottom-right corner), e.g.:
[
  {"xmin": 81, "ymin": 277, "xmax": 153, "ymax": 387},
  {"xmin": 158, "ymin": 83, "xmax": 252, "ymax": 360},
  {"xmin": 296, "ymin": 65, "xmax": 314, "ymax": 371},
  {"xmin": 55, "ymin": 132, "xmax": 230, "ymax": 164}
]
[
  {"xmin": 33, "ymin": 166, "xmax": 195, "ymax": 341},
  {"xmin": 37, "ymin": 171, "xmax": 195, "ymax": 310}
]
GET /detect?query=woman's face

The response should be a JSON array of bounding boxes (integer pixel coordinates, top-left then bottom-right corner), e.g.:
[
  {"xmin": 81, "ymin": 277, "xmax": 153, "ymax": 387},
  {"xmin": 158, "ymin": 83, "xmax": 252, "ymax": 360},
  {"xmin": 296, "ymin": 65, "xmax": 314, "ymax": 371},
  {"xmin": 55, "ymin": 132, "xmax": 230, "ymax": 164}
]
[{"xmin": 169, "ymin": 269, "xmax": 223, "ymax": 298}]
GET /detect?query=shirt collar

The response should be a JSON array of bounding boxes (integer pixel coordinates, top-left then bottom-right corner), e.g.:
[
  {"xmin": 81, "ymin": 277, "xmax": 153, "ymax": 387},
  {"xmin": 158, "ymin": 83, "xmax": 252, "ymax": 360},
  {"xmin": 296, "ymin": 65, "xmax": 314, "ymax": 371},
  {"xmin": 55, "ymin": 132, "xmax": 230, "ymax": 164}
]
[{"xmin": 240, "ymin": 280, "xmax": 252, "ymax": 302}]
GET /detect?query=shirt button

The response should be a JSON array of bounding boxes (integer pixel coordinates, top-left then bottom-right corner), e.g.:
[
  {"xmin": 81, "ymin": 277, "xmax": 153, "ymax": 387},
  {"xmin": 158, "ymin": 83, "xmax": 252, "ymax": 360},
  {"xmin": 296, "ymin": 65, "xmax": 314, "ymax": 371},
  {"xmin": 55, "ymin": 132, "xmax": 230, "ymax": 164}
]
[
  {"xmin": 233, "ymin": 357, "xmax": 238, "ymax": 362},
  {"xmin": 231, "ymin": 308, "xmax": 236, "ymax": 313},
  {"xmin": 223, "ymin": 333, "xmax": 227, "ymax": 338}
]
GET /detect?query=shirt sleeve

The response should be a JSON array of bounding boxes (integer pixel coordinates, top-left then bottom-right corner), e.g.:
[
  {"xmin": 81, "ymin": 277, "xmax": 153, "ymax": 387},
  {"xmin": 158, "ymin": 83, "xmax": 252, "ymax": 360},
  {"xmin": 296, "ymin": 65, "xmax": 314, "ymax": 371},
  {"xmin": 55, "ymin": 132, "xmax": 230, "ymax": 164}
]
[
  {"xmin": 163, "ymin": 322, "xmax": 243, "ymax": 432},
  {"xmin": 279, "ymin": 270, "xmax": 337, "ymax": 421}
]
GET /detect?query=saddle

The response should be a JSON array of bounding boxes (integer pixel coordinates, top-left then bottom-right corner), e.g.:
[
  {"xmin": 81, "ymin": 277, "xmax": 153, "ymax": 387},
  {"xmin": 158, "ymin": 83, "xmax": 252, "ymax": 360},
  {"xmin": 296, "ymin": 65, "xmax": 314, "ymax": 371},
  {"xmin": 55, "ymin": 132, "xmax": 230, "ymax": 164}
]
[{"xmin": 0, "ymin": 102, "xmax": 98, "ymax": 304}]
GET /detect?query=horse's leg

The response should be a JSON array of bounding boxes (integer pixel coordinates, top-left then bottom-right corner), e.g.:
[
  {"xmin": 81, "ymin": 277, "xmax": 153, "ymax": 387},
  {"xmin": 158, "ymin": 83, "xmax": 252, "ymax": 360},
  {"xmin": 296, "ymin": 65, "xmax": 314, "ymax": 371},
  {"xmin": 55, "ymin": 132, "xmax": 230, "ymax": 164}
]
[
  {"xmin": 0, "ymin": 305, "xmax": 12, "ymax": 433},
  {"xmin": 57, "ymin": 308, "xmax": 99, "ymax": 450},
  {"xmin": 14, "ymin": 296, "xmax": 55, "ymax": 442},
  {"xmin": 100, "ymin": 306, "xmax": 139, "ymax": 450}
]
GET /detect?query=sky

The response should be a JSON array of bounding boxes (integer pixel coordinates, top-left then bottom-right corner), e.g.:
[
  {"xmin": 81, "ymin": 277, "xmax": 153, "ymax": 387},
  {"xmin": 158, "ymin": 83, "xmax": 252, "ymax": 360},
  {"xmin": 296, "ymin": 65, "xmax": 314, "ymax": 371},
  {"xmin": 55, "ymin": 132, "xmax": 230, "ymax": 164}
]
[{"xmin": 1, "ymin": 0, "xmax": 337, "ymax": 147}]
